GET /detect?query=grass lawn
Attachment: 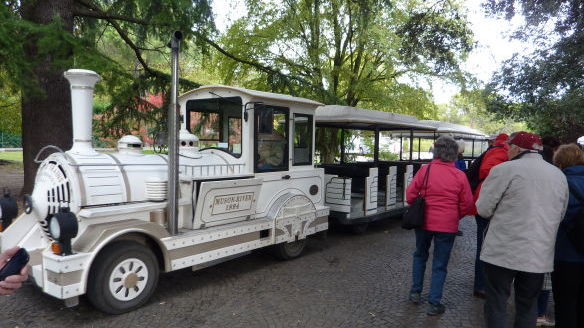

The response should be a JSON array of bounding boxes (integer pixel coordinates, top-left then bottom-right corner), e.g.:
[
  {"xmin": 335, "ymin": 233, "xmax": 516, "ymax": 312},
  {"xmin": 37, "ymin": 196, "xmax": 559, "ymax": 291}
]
[{"xmin": 0, "ymin": 151, "xmax": 23, "ymax": 162}]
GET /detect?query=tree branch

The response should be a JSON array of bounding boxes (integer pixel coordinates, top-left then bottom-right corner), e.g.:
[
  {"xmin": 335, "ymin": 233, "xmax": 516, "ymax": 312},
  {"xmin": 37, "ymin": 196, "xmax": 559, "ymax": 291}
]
[{"xmin": 73, "ymin": 0, "xmax": 151, "ymax": 26}]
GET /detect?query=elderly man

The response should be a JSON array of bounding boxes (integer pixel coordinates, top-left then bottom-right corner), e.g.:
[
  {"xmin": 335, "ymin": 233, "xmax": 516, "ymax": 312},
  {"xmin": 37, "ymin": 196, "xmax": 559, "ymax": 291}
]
[{"xmin": 476, "ymin": 132, "xmax": 569, "ymax": 328}]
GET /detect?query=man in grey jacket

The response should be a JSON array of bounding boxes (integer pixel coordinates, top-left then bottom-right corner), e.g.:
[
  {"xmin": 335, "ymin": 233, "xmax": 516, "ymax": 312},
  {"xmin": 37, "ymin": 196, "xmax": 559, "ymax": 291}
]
[{"xmin": 476, "ymin": 132, "xmax": 569, "ymax": 328}]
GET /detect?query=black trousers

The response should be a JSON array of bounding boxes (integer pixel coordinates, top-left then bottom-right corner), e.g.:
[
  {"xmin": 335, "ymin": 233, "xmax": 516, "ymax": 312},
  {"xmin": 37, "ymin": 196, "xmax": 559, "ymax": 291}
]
[
  {"xmin": 552, "ymin": 261, "xmax": 584, "ymax": 328},
  {"xmin": 483, "ymin": 262, "xmax": 543, "ymax": 328}
]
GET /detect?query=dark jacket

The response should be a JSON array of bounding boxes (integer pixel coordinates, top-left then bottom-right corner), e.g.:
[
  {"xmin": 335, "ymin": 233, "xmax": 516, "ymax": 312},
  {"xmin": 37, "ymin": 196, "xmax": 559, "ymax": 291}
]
[{"xmin": 555, "ymin": 164, "xmax": 584, "ymax": 263}]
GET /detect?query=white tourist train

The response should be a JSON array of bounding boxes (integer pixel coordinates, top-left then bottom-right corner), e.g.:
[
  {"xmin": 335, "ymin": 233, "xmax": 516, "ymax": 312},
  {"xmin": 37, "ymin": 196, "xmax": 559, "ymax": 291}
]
[{"xmin": 0, "ymin": 37, "xmax": 328, "ymax": 313}]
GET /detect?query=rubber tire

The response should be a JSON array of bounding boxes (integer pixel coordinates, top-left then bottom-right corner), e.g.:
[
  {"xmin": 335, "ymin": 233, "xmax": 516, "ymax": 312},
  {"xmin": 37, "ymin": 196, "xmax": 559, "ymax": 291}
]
[
  {"xmin": 274, "ymin": 239, "xmax": 307, "ymax": 260},
  {"xmin": 350, "ymin": 223, "xmax": 369, "ymax": 234},
  {"xmin": 86, "ymin": 241, "xmax": 159, "ymax": 314}
]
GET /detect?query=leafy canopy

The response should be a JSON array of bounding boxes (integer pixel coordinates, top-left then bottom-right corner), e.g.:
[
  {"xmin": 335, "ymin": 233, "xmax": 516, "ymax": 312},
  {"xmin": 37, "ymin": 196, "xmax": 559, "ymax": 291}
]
[
  {"xmin": 0, "ymin": 0, "xmax": 215, "ymax": 141},
  {"xmin": 483, "ymin": 0, "xmax": 584, "ymax": 141},
  {"xmin": 213, "ymin": 0, "xmax": 474, "ymax": 118}
]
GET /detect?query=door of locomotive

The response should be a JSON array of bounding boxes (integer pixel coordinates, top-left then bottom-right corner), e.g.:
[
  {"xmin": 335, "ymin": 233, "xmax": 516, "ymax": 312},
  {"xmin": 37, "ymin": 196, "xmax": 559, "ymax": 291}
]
[{"xmin": 252, "ymin": 104, "xmax": 322, "ymax": 218}]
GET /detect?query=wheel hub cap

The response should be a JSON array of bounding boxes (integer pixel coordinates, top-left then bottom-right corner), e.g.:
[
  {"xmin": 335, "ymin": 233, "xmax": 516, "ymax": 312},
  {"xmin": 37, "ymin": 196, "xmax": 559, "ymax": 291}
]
[{"xmin": 109, "ymin": 258, "xmax": 149, "ymax": 301}]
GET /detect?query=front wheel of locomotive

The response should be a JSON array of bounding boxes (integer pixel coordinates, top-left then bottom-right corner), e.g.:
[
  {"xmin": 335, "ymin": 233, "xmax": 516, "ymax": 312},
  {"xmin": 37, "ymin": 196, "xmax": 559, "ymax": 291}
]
[{"xmin": 87, "ymin": 241, "xmax": 160, "ymax": 314}]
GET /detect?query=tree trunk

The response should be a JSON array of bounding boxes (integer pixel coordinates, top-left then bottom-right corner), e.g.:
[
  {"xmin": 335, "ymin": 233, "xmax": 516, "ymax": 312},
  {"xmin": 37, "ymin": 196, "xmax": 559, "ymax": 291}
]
[{"xmin": 21, "ymin": 0, "xmax": 74, "ymax": 194}]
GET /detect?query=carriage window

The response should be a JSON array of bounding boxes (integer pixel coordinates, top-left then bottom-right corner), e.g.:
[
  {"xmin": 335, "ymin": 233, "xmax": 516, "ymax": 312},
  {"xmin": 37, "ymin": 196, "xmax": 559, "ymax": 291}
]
[
  {"xmin": 412, "ymin": 137, "xmax": 435, "ymax": 160},
  {"xmin": 186, "ymin": 97, "xmax": 242, "ymax": 157},
  {"xmin": 293, "ymin": 114, "xmax": 312, "ymax": 165},
  {"xmin": 401, "ymin": 136, "xmax": 411, "ymax": 160},
  {"xmin": 228, "ymin": 117, "xmax": 242, "ymax": 154},
  {"xmin": 315, "ymin": 127, "xmax": 342, "ymax": 164},
  {"xmin": 255, "ymin": 106, "xmax": 288, "ymax": 172},
  {"xmin": 378, "ymin": 131, "xmax": 401, "ymax": 161},
  {"xmin": 190, "ymin": 112, "xmax": 221, "ymax": 144},
  {"xmin": 343, "ymin": 129, "xmax": 374, "ymax": 163},
  {"xmin": 463, "ymin": 139, "xmax": 473, "ymax": 157}
]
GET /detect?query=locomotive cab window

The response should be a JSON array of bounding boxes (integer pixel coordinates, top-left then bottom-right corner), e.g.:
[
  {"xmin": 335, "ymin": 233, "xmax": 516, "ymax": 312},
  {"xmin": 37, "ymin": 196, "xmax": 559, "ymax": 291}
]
[
  {"xmin": 186, "ymin": 97, "xmax": 243, "ymax": 157},
  {"xmin": 255, "ymin": 105, "xmax": 289, "ymax": 172},
  {"xmin": 293, "ymin": 114, "xmax": 313, "ymax": 165}
]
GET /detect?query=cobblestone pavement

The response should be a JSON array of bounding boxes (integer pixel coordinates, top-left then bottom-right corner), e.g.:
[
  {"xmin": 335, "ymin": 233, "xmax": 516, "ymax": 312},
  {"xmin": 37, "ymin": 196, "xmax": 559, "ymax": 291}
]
[
  {"xmin": 0, "ymin": 164, "xmax": 546, "ymax": 328},
  {"xmin": 1, "ymin": 217, "xmax": 525, "ymax": 328}
]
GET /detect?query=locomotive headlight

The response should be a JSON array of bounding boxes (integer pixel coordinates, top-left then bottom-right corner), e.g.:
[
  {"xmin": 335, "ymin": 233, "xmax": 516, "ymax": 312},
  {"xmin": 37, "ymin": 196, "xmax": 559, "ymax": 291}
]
[
  {"xmin": 49, "ymin": 208, "xmax": 78, "ymax": 255},
  {"xmin": 49, "ymin": 218, "xmax": 61, "ymax": 239}
]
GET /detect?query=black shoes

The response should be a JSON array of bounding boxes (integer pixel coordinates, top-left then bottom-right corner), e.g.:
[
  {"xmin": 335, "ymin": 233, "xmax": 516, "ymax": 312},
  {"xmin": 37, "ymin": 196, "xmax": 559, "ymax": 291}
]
[
  {"xmin": 409, "ymin": 292, "xmax": 422, "ymax": 305},
  {"xmin": 427, "ymin": 302, "xmax": 446, "ymax": 316}
]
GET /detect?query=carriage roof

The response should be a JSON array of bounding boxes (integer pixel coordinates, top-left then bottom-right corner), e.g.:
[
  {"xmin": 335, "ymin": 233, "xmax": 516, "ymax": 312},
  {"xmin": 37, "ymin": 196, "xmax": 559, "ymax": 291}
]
[
  {"xmin": 315, "ymin": 105, "xmax": 435, "ymax": 130},
  {"xmin": 418, "ymin": 120, "xmax": 487, "ymax": 139},
  {"xmin": 180, "ymin": 85, "xmax": 324, "ymax": 107}
]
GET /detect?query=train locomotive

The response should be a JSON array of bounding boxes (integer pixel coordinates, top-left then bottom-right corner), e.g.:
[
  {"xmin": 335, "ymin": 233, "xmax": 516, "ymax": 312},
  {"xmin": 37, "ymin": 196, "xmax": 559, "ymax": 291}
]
[{"xmin": 0, "ymin": 44, "xmax": 329, "ymax": 313}]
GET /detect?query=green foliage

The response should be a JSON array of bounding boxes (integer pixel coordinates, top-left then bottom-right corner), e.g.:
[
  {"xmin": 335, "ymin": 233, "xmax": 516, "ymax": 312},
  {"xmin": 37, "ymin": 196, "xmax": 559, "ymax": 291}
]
[
  {"xmin": 438, "ymin": 89, "xmax": 527, "ymax": 136},
  {"xmin": 214, "ymin": 0, "xmax": 474, "ymax": 114},
  {"xmin": 0, "ymin": 85, "xmax": 21, "ymax": 135},
  {"xmin": 483, "ymin": 0, "xmax": 584, "ymax": 142},
  {"xmin": 0, "ymin": 0, "xmax": 216, "ymax": 145},
  {"xmin": 0, "ymin": 132, "xmax": 22, "ymax": 148}
]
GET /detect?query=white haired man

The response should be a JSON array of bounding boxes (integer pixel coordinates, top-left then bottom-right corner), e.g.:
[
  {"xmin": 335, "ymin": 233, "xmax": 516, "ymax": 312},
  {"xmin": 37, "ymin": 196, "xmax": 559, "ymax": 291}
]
[{"xmin": 476, "ymin": 132, "xmax": 569, "ymax": 328}]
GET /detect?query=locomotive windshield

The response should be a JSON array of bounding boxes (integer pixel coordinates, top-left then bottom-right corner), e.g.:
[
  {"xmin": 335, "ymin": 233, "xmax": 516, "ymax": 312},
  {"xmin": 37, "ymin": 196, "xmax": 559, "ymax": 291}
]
[{"xmin": 186, "ymin": 97, "xmax": 243, "ymax": 157}]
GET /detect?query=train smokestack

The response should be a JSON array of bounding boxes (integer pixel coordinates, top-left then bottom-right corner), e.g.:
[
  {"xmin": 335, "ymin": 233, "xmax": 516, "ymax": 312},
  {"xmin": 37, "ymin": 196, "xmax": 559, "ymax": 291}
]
[{"xmin": 63, "ymin": 69, "xmax": 101, "ymax": 155}]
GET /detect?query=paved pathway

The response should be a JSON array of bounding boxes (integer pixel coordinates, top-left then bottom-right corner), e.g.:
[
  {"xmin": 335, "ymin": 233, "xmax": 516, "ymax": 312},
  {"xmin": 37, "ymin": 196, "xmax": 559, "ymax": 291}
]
[
  {"xmin": 1, "ymin": 218, "xmax": 497, "ymax": 328},
  {"xmin": 0, "ymin": 162, "xmax": 24, "ymax": 197}
]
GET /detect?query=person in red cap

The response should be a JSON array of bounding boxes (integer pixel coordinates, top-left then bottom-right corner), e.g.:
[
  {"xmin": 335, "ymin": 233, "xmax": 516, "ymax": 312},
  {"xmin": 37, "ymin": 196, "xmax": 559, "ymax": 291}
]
[
  {"xmin": 471, "ymin": 132, "xmax": 509, "ymax": 299},
  {"xmin": 476, "ymin": 131, "xmax": 569, "ymax": 328}
]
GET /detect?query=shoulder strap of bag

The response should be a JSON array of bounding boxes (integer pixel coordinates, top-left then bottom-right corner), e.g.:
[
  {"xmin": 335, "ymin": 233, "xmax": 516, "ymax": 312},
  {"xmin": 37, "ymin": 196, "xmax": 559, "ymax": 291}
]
[{"xmin": 421, "ymin": 164, "xmax": 432, "ymax": 197}]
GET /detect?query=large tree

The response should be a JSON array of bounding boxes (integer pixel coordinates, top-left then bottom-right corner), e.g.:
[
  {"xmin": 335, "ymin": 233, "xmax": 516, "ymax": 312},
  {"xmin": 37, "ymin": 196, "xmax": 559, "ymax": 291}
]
[
  {"xmin": 0, "ymin": 0, "xmax": 214, "ymax": 193},
  {"xmin": 483, "ymin": 0, "xmax": 584, "ymax": 142},
  {"xmin": 211, "ymin": 0, "xmax": 474, "ymax": 116}
]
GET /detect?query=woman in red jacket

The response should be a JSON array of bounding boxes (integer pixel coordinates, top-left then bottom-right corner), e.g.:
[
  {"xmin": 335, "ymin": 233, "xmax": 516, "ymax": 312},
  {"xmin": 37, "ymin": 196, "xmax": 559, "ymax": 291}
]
[{"xmin": 407, "ymin": 136, "xmax": 474, "ymax": 316}]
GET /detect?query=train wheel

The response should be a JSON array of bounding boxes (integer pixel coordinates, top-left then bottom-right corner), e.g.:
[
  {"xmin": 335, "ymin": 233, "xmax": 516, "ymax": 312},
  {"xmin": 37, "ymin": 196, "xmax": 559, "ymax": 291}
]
[
  {"xmin": 350, "ymin": 223, "xmax": 369, "ymax": 234},
  {"xmin": 274, "ymin": 239, "xmax": 307, "ymax": 260},
  {"xmin": 87, "ymin": 241, "xmax": 159, "ymax": 314}
]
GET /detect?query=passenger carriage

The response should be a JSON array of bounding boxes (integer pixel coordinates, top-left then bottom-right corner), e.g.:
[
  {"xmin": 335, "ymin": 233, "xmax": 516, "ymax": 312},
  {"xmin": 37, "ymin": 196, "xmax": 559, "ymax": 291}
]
[
  {"xmin": 315, "ymin": 106, "xmax": 488, "ymax": 233},
  {"xmin": 315, "ymin": 105, "xmax": 437, "ymax": 233}
]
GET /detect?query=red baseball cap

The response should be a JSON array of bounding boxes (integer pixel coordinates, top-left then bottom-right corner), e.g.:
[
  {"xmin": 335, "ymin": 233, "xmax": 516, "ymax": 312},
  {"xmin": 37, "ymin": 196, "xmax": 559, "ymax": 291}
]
[{"xmin": 508, "ymin": 132, "xmax": 543, "ymax": 151}]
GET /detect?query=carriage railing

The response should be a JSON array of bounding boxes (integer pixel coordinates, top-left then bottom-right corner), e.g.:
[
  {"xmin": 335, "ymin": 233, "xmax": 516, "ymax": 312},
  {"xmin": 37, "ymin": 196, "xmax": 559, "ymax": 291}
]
[{"xmin": 179, "ymin": 163, "xmax": 246, "ymax": 177}]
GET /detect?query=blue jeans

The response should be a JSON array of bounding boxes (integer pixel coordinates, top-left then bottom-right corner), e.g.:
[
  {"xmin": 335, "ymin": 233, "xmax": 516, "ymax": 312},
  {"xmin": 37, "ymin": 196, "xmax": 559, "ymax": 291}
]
[
  {"xmin": 474, "ymin": 215, "xmax": 489, "ymax": 292},
  {"xmin": 410, "ymin": 229, "xmax": 456, "ymax": 305}
]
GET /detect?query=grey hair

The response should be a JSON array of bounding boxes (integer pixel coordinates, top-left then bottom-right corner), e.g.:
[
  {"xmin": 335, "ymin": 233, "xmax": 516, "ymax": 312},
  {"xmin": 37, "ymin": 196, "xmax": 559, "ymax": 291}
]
[{"xmin": 433, "ymin": 136, "xmax": 459, "ymax": 162}]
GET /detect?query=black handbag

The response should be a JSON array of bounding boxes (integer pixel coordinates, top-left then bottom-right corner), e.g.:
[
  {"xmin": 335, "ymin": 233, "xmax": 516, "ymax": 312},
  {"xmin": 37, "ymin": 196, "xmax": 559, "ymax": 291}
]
[{"xmin": 401, "ymin": 164, "xmax": 431, "ymax": 230}]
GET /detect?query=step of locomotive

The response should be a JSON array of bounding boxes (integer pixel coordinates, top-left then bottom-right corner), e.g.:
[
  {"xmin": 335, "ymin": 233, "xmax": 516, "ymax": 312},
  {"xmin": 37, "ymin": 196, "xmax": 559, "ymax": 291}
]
[{"xmin": 162, "ymin": 217, "xmax": 273, "ymax": 250}]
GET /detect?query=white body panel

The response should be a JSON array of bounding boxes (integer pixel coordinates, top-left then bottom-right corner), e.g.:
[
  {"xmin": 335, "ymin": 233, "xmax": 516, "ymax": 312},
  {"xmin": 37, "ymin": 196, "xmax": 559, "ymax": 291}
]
[
  {"xmin": 364, "ymin": 167, "xmax": 378, "ymax": 213},
  {"xmin": 385, "ymin": 166, "xmax": 398, "ymax": 207},
  {"xmin": 403, "ymin": 164, "xmax": 414, "ymax": 202},
  {"xmin": 324, "ymin": 175, "xmax": 351, "ymax": 213}
]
